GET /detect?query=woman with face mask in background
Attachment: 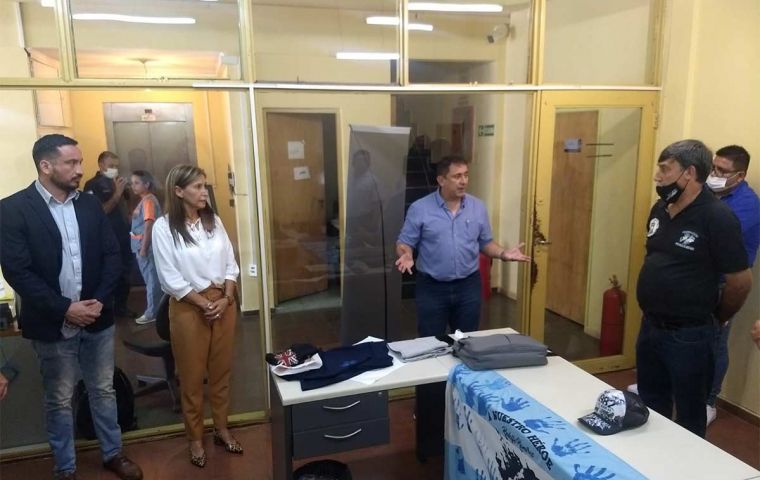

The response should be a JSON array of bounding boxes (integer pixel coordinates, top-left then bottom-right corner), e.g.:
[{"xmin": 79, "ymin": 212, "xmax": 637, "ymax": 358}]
[{"xmin": 151, "ymin": 165, "xmax": 242, "ymax": 468}]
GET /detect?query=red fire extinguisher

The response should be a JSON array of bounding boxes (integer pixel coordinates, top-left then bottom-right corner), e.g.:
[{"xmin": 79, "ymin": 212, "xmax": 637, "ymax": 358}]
[{"xmin": 600, "ymin": 275, "xmax": 626, "ymax": 356}]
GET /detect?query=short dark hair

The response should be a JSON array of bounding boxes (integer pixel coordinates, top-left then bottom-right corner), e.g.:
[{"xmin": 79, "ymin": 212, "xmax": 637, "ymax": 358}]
[
  {"xmin": 715, "ymin": 145, "xmax": 750, "ymax": 172},
  {"xmin": 436, "ymin": 154, "xmax": 468, "ymax": 177},
  {"xmin": 32, "ymin": 134, "xmax": 78, "ymax": 170},
  {"xmin": 97, "ymin": 151, "xmax": 119, "ymax": 164},
  {"xmin": 657, "ymin": 139, "xmax": 712, "ymax": 182}
]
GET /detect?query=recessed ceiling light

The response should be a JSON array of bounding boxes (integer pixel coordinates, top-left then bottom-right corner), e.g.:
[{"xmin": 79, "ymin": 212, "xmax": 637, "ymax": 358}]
[
  {"xmin": 336, "ymin": 52, "xmax": 400, "ymax": 61},
  {"xmin": 41, "ymin": 0, "xmax": 54, "ymax": 7},
  {"xmin": 366, "ymin": 16, "xmax": 434, "ymax": 31},
  {"xmin": 409, "ymin": 2, "xmax": 504, "ymax": 13},
  {"xmin": 72, "ymin": 13, "xmax": 196, "ymax": 25}
]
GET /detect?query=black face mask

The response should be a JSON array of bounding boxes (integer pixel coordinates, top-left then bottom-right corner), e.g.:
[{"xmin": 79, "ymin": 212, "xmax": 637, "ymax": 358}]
[{"xmin": 655, "ymin": 169, "xmax": 687, "ymax": 204}]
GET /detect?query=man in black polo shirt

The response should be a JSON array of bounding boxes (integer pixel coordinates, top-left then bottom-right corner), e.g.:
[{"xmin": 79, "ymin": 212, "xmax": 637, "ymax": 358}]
[
  {"xmin": 83, "ymin": 151, "xmax": 135, "ymax": 318},
  {"xmin": 636, "ymin": 139, "xmax": 752, "ymax": 438}
]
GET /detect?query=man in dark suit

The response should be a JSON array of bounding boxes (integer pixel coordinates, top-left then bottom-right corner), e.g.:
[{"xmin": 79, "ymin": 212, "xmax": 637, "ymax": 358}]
[{"xmin": 0, "ymin": 135, "xmax": 142, "ymax": 480}]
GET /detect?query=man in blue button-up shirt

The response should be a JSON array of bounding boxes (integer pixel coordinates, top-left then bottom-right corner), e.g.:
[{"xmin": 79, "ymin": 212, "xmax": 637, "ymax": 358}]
[{"xmin": 396, "ymin": 155, "xmax": 529, "ymax": 336}]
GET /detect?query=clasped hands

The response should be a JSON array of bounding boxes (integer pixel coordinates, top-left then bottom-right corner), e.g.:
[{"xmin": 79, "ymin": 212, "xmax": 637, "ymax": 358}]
[
  {"xmin": 201, "ymin": 298, "xmax": 228, "ymax": 322},
  {"xmin": 64, "ymin": 299, "xmax": 103, "ymax": 327}
]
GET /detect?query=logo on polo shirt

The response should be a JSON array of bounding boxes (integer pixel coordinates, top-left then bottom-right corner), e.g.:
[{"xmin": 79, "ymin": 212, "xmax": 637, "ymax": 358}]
[
  {"xmin": 675, "ymin": 230, "xmax": 698, "ymax": 251},
  {"xmin": 647, "ymin": 218, "xmax": 659, "ymax": 237}
]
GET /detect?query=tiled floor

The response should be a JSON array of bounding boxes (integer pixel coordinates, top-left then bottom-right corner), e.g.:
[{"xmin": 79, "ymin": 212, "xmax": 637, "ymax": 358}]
[{"xmin": 2, "ymin": 369, "xmax": 757, "ymax": 480}]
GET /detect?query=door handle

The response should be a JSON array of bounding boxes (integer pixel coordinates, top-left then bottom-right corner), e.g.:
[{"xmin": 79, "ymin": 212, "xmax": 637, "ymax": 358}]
[{"xmin": 535, "ymin": 239, "xmax": 552, "ymax": 246}]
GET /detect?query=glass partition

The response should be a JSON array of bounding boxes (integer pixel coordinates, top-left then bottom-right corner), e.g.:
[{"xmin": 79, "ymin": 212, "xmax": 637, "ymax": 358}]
[
  {"xmin": 544, "ymin": 0, "xmax": 658, "ymax": 85},
  {"xmin": 262, "ymin": 91, "xmax": 533, "ymax": 354},
  {"xmin": 408, "ymin": 1, "xmax": 532, "ymax": 84},
  {"xmin": 252, "ymin": 0, "xmax": 399, "ymax": 84},
  {"xmin": 0, "ymin": 88, "xmax": 265, "ymax": 450},
  {"xmin": 7, "ymin": 1, "xmax": 60, "ymax": 79},
  {"xmin": 69, "ymin": 0, "xmax": 242, "ymax": 79}
]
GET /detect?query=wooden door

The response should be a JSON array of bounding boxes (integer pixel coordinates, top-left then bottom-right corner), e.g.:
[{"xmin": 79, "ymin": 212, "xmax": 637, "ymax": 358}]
[
  {"xmin": 545, "ymin": 111, "xmax": 598, "ymax": 324},
  {"xmin": 266, "ymin": 112, "xmax": 328, "ymax": 303}
]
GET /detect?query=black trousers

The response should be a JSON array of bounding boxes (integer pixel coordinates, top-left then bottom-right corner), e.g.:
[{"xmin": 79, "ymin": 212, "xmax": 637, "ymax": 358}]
[{"xmin": 636, "ymin": 316, "xmax": 715, "ymax": 438}]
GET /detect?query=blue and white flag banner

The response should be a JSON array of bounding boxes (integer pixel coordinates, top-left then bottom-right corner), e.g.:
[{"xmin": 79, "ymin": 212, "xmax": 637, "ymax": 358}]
[{"xmin": 445, "ymin": 364, "xmax": 646, "ymax": 480}]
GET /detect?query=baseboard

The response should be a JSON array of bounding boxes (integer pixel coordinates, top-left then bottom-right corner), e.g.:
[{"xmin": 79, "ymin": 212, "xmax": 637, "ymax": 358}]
[{"xmin": 717, "ymin": 398, "xmax": 760, "ymax": 427}]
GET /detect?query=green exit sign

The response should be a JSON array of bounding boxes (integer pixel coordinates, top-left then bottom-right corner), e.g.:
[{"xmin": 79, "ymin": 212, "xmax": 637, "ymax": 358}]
[{"xmin": 478, "ymin": 124, "xmax": 495, "ymax": 137}]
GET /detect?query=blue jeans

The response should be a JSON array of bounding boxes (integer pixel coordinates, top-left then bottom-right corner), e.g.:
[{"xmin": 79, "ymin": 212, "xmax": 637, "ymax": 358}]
[
  {"xmin": 415, "ymin": 271, "xmax": 481, "ymax": 337},
  {"xmin": 636, "ymin": 317, "xmax": 715, "ymax": 438},
  {"xmin": 32, "ymin": 325, "xmax": 122, "ymax": 475},
  {"xmin": 707, "ymin": 320, "xmax": 731, "ymax": 406},
  {"xmin": 136, "ymin": 251, "xmax": 163, "ymax": 320}
]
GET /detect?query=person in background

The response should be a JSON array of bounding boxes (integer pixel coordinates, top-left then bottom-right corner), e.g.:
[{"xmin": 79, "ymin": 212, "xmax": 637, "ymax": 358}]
[
  {"xmin": 752, "ymin": 320, "xmax": 760, "ymax": 350},
  {"xmin": 0, "ymin": 371, "xmax": 8, "ymax": 400},
  {"xmin": 129, "ymin": 170, "xmax": 163, "ymax": 325},
  {"xmin": 704, "ymin": 145, "xmax": 759, "ymax": 425},
  {"xmin": 0, "ymin": 134, "xmax": 142, "ymax": 480},
  {"xmin": 395, "ymin": 155, "xmax": 530, "ymax": 337},
  {"xmin": 635, "ymin": 139, "xmax": 752, "ymax": 438},
  {"xmin": 152, "ymin": 165, "xmax": 242, "ymax": 468},
  {"xmin": 83, "ymin": 151, "xmax": 136, "ymax": 319}
]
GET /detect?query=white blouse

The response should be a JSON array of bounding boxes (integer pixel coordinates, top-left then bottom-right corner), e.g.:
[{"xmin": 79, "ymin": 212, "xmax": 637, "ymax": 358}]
[{"xmin": 152, "ymin": 215, "xmax": 240, "ymax": 300}]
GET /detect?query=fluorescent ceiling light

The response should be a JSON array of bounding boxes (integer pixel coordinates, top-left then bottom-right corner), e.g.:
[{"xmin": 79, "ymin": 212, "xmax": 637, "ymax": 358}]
[
  {"xmin": 336, "ymin": 52, "xmax": 400, "ymax": 61},
  {"xmin": 72, "ymin": 13, "xmax": 196, "ymax": 25},
  {"xmin": 41, "ymin": 0, "xmax": 54, "ymax": 7},
  {"xmin": 409, "ymin": 2, "xmax": 504, "ymax": 13},
  {"xmin": 366, "ymin": 16, "xmax": 433, "ymax": 31}
]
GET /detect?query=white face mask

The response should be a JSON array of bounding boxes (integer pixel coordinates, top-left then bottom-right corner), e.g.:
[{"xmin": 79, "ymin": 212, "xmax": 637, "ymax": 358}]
[
  {"xmin": 103, "ymin": 167, "xmax": 119, "ymax": 179},
  {"xmin": 705, "ymin": 172, "xmax": 738, "ymax": 192}
]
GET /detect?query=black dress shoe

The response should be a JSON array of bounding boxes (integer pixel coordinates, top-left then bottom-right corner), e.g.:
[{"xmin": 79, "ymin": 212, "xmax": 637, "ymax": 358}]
[{"xmin": 103, "ymin": 454, "xmax": 143, "ymax": 480}]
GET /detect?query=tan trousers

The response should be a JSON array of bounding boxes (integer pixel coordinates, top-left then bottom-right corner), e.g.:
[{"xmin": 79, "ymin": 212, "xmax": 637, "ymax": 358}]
[{"xmin": 169, "ymin": 287, "xmax": 236, "ymax": 441}]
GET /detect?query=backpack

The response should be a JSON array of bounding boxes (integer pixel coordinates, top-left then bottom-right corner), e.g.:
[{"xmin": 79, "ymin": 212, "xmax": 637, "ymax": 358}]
[{"xmin": 74, "ymin": 366, "xmax": 137, "ymax": 439}]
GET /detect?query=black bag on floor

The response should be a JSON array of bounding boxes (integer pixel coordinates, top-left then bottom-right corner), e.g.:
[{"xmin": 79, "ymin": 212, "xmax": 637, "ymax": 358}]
[
  {"xmin": 293, "ymin": 460, "xmax": 352, "ymax": 480},
  {"xmin": 74, "ymin": 366, "xmax": 137, "ymax": 439}
]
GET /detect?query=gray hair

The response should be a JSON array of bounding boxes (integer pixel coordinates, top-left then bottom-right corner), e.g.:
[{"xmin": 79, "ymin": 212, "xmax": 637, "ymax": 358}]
[{"xmin": 657, "ymin": 139, "xmax": 712, "ymax": 182}]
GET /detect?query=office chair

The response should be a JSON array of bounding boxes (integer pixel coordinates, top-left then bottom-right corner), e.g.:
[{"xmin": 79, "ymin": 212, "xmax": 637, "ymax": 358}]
[{"xmin": 122, "ymin": 294, "xmax": 180, "ymax": 412}]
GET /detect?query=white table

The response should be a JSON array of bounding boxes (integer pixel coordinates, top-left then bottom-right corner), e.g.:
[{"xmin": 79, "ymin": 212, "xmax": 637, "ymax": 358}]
[{"xmin": 270, "ymin": 328, "xmax": 760, "ymax": 480}]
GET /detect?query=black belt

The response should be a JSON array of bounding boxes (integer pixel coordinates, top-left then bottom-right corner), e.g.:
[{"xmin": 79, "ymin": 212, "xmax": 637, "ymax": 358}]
[{"xmin": 646, "ymin": 316, "xmax": 714, "ymax": 330}]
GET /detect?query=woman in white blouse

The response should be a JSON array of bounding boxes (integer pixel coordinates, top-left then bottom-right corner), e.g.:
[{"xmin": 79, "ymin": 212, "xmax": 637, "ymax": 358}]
[{"xmin": 152, "ymin": 165, "xmax": 242, "ymax": 467}]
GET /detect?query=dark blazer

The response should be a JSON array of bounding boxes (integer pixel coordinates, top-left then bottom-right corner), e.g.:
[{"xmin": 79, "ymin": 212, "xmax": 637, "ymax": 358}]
[{"xmin": 0, "ymin": 182, "xmax": 122, "ymax": 341}]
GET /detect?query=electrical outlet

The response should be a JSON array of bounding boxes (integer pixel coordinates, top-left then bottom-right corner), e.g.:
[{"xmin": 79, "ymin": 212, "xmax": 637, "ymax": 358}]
[{"xmin": 248, "ymin": 264, "xmax": 257, "ymax": 277}]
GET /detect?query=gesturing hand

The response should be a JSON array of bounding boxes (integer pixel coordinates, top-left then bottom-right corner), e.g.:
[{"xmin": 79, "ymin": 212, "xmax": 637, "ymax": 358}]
[
  {"xmin": 500, "ymin": 242, "xmax": 531, "ymax": 262},
  {"xmin": 395, "ymin": 253, "xmax": 414, "ymax": 274}
]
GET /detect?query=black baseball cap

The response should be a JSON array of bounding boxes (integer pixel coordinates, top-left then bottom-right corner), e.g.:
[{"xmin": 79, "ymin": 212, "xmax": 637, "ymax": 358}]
[{"xmin": 578, "ymin": 389, "xmax": 649, "ymax": 435}]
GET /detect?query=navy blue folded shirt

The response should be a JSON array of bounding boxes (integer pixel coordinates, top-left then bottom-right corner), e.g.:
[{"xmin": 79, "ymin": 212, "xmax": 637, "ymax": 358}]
[{"xmin": 286, "ymin": 341, "xmax": 393, "ymax": 391}]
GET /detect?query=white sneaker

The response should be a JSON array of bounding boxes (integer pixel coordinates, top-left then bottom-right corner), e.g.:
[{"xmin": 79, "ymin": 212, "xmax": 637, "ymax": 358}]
[
  {"xmin": 135, "ymin": 315, "xmax": 155, "ymax": 325},
  {"xmin": 706, "ymin": 405, "xmax": 717, "ymax": 426},
  {"xmin": 626, "ymin": 383, "xmax": 639, "ymax": 395}
]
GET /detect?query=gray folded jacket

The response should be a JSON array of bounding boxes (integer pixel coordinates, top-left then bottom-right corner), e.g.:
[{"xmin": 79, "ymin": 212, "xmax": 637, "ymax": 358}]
[{"xmin": 453, "ymin": 334, "xmax": 548, "ymax": 370}]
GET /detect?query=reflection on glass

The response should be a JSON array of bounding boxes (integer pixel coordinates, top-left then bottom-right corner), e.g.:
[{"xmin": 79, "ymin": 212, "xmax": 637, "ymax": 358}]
[
  {"xmin": 70, "ymin": 0, "xmax": 241, "ymax": 79},
  {"xmin": 252, "ymin": 0, "xmax": 399, "ymax": 84},
  {"xmin": 11, "ymin": 2, "xmax": 60, "ymax": 79},
  {"xmin": 408, "ymin": 1, "xmax": 532, "ymax": 84},
  {"xmin": 0, "ymin": 90, "xmax": 265, "ymax": 451},
  {"xmin": 544, "ymin": 0, "xmax": 657, "ymax": 85},
  {"xmin": 543, "ymin": 107, "xmax": 641, "ymax": 360}
]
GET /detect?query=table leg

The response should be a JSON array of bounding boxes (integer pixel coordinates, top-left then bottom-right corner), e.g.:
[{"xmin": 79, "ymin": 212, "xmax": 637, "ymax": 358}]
[
  {"xmin": 270, "ymin": 374, "xmax": 293, "ymax": 480},
  {"xmin": 415, "ymin": 381, "xmax": 446, "ymax": 462}
]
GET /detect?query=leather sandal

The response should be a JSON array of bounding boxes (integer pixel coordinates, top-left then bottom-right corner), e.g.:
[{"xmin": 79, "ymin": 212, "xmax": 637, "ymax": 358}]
[{"xmin": 213, "ymin": 430, "xmax": 244, "ymax": 454}]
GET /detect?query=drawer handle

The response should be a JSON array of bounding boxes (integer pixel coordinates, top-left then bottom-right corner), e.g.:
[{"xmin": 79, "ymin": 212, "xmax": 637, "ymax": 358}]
[
  {"xmin": 324, "ymin": 428, "xmax": 362, "ymax": 440},
  {"xmin": 322, "ymin": 400, "xmax": 361, "ymax": 411}
]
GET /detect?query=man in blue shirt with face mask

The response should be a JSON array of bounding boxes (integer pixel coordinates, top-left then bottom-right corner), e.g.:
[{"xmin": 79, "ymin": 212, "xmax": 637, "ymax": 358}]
[
  {"xmin": 704, "ymin": 145, "xmax": 759, "ymax": 426},
  {"xmin": 635, "ymin": 139, "xmax": 753, "ymax": 438}
]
